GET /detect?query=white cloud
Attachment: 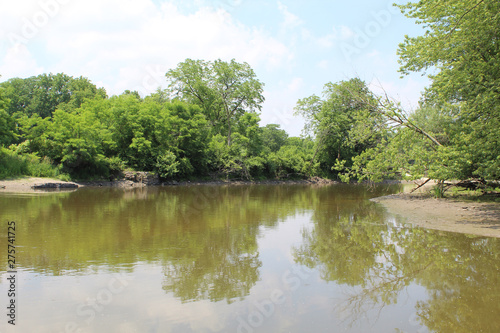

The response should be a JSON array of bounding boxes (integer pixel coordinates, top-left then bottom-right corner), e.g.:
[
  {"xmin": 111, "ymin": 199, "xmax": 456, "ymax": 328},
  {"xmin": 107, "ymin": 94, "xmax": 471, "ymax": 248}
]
[
  {"xmin": 0, "ymin": 0, "xmax": 428, "ymax": 136},
  {"xmin": 277, "ymin": 1, "xmax": 303, "ymax": 31},
  {"xmin": 0, "ymin": 44, "xmax": 44, "ymax": 79},
  {"xmin": 260, "ymin": 79, "xmax": 306, "ymax": 136},
  {"xmin": 315, "ymin": 33, "xmax": 336, "ymax": 48},
  {"xmin": 0, "ymin": 0, "xmax": 291, "ymax": 95},
  {"xmin": 367, "ymin": 49, "xmax": 381, "ymax": 58},
  {"xmin": 339, "ymin": 25, "xmax": 355, "ymax": 39}
]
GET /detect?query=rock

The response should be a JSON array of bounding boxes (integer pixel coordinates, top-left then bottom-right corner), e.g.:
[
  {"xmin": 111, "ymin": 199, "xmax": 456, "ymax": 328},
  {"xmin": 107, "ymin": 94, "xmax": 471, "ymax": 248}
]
[
  {"xmin": 122, "ymin": 171, "xmax": 159, "ymax": 185},
  {"xmin": 31, "ymin": 183, "xmax": 79, "ymax": 189}
]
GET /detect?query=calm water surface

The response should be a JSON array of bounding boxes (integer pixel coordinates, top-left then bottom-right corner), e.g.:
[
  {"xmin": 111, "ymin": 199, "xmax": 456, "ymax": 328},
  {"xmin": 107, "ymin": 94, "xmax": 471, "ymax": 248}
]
[{"xmin": 0, "ymin": 184, "xmax": 499, "ymax": 332}]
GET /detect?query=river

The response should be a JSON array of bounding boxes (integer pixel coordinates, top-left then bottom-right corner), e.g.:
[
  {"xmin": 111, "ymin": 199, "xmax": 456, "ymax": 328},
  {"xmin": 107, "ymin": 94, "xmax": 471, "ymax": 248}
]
[{"xmin": 0, "ymin": 184, "xmax": 499, "ymax": 332}]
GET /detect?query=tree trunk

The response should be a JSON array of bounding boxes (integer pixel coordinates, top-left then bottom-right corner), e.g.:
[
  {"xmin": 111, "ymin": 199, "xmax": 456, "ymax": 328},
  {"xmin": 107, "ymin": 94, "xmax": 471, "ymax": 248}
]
[{"xmin": 227, "ymin": 118, "xmax": 232, "ymax": 146}]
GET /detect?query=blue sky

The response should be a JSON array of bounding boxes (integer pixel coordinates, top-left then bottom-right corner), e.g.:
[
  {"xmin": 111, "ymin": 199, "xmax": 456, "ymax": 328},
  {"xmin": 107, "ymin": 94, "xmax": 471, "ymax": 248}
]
[{"xmin": 0, "ymin": 0, "xmax": 429, "ymax": 136}]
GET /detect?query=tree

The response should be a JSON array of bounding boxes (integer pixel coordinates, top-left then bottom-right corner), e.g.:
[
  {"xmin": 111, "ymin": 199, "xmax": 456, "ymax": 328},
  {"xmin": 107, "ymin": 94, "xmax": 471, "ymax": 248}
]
[
  {"xmin": 0, "ymin": 83, "xmax": 16, "ymax": 146},
  {"xmin": 259, "ymin": 124, "xmax": 288, "ymax": 153},
  {"xmin": 396, "ymin": 0, "xmax": 500, "ymax": 180},
  {"xmin": 1, "ymin": 73, "xmax": 107, "ymax": 118},
  {"xmin": 295, "ymin": 78, "xmax": 386, "ymax": 177},
  {"xmin": 166, "ymin": 59, "xmax": 265, "ymax": 146},
  {"xmin": 327, "ymin": 1, "xmax": 500, "ymax": 185},
  {"xmin": 98, "ymin": 94, "xmax": 209, "ymax": 178}
]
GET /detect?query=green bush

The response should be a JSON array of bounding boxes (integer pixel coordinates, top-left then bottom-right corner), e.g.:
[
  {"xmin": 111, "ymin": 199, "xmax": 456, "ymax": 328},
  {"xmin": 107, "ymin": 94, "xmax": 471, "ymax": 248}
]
[
  {"xmin": 0, "ymin": 148, "xmax": 28, "ymax": 179},
  {"xmin": 155, "ymin": 151, "xmax": 179, "ymax": 179},
  {"xmin": 27, "ymin": 156, "xmax": 60, "ymax": 178},
  {"xmin": 0, "ymin": 148, "xmax": 65, "ymax": 180}
]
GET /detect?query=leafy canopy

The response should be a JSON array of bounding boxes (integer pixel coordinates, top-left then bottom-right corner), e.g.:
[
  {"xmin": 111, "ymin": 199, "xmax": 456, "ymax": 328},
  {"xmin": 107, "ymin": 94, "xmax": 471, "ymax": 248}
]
[
  {"xmin": 396, "ymin": 0, "xmax": 500, "ymax": 180},
  {"xmin": 166, "ymin": 59, "xmax": 265, "ymax": 145}
]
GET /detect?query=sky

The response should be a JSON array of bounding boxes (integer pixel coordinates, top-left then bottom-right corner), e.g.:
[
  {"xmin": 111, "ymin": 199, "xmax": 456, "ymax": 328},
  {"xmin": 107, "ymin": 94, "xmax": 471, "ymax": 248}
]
[{"xmin": 0, "ymin": 0, "xmax": 429, "ymax": 136}]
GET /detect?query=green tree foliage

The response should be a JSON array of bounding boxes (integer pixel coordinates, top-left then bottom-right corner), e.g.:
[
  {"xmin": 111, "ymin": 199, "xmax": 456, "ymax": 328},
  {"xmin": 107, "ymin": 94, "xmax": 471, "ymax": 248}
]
[
  {"xmin": 207, "ymin": 112, "xmax": 312, "ymax": 180},
  {"xmin": 395, "ymin": 0, "xmax": 500, "ymax": 180},
  {"xmin": 1, "ymin": 63, "xmax": 313, "ymax": 181},
  {"xmin": 259, "ymin": 124, "xmax": 288, "ymax": 153},
  {"xmin": 1, "ymin": 73, "xmax": 107, "ymax": 118},
  {"xmin": 264, "ymin": 137, "xmax": 316, "ymax": 179},
  {"xmin": 166, "ymin": 58, "xmax": 265, "ymax": 145},
  {"xmin": 18, "ymin": 93, "xmax": 210, "ymax": 179},
  {"xmin": 324, "ymin": 1, "xmax": 500, "ymax": 184},
  {"xmin": 0, "ymin": 84, "xmax": 16, "ymax": 147},
  {"xmin": 338, "ymin": 102, "xmax": 465, "ymax": 183},
  {"xmin": 18, "ymin": 96, "xmax": 119, "ymax": 178},
  {"xmin": 295, "ymin": 78, "xmax": 386, "ymax": 178}
]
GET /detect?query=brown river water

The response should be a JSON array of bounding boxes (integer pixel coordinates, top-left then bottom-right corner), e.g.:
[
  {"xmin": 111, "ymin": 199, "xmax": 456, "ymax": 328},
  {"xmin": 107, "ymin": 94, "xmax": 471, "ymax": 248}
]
[{"xmin": 0, "ymin": 184, "xmax": 499, "ymax": 332}]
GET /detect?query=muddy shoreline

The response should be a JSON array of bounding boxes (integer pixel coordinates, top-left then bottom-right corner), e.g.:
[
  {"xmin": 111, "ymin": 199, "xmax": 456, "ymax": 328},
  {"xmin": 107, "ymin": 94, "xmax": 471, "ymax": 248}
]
[
  {"xmin": 0, "ymin": 176, "xmax": 340, "ymax": 193},
  {"xmin": 372, "ymin": 193, "xmax": 500, "ymax": 238}
]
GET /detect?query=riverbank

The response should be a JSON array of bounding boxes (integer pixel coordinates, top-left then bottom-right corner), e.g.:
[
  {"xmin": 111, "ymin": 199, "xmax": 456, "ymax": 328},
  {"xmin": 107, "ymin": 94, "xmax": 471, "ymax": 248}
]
[
  {"xmin": 372, "ymin": 193, "xmax": 500, "ymax": 238},
  {"xmin": 0, "ymin": 177, "xmax": 81, "ymax": 193},
  {"xmin": 0, "ymin": 176, "xmax": 338, "ymax": 193}
]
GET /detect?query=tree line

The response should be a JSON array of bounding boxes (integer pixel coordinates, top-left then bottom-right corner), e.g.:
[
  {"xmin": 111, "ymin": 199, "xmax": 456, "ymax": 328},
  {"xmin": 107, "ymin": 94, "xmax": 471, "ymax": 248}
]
[
  {"xmin": 0, "ymin": 66, "xmax": 315, "ymax": 180},
  {"xmin": 1, "ymin": 0, "xmax": 498, "ymax": 185}
]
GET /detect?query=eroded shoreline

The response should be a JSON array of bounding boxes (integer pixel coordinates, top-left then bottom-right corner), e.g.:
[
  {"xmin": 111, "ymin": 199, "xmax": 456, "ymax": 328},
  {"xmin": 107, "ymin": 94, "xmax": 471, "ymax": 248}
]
[
  {"xmin": 372, "ymin": 193, "xmax": 500, "ymax": 238},
  {"xmin": 0, "ymin": 176, "xmax": 338, "ymax": 193}
]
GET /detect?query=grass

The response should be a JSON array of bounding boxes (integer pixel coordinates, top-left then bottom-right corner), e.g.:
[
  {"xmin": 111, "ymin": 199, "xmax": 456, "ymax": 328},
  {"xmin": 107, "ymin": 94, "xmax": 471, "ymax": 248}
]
[
  {"xmin": 442, "ymin": 183, "xmax": 500, "ymax": 202},
  {"xmin": 0, "ymin": 148, "xmax": 70, "ymax": 181}
]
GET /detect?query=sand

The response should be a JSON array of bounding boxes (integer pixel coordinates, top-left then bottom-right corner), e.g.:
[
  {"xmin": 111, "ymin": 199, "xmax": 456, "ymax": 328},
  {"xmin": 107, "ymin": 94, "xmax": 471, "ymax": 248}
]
[
  {"xmin": 372, "ymin": 194, "xmax": 500, "ymax": 238},
  {"xmin": 0, "ymin": 177, "xmax": 80, "ymax": 193}
]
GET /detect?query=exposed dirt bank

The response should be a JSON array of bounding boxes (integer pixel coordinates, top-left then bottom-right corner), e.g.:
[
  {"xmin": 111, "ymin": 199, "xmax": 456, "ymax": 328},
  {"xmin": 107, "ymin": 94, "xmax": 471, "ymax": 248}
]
[
  {"xmin": 371, "ymin": 193, "xmax": 500, "ymax": 238},
  {"xmin": 0, "ymin": 176, "xmax": 338, "ymax": 193}
]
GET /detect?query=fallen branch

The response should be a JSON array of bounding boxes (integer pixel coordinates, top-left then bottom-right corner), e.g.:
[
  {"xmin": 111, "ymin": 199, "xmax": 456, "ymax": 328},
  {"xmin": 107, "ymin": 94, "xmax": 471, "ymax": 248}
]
[{"xmin": 411, "ymin": 178, "xmax": 432, "ymax": 193}]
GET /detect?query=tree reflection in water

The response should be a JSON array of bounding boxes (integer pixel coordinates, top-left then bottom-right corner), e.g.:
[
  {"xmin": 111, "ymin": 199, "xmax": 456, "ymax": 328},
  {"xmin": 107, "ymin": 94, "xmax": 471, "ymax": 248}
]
[{"xmin": 294, "ymin": 196, "xmax": 500, "ymax": 332}]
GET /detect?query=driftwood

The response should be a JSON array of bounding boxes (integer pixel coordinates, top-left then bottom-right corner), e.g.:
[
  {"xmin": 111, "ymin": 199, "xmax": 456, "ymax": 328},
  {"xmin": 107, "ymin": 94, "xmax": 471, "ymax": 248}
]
[{"xmin": 454, "ymin": 179, "xmax": 486, "ymax": 190}]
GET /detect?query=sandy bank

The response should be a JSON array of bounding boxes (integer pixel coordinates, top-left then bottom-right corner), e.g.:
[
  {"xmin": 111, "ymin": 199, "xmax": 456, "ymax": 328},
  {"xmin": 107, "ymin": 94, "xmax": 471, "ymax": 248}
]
[
  {"xmin": 371, "ymin": 193, "xmax": 500, "ymax": 238},
  {"xmin": 0, "ymin": 177, "xmax": 81, "ymax": 193}
]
